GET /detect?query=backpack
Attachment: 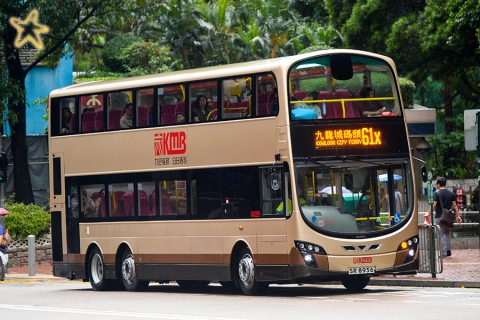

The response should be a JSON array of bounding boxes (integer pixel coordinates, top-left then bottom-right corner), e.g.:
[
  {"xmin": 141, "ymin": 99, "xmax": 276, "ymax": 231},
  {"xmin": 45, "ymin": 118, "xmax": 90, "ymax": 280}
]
[{"xmin": 1, "ymin": 230, "xmax": 12, "ymax": 247}]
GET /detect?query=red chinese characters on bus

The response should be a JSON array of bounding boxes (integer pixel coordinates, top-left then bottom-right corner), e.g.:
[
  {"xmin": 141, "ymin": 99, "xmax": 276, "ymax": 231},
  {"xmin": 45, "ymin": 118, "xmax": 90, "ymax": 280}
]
[
  {"xmin": 353, "ymin": 257, "xmax": 372, "ymax": 264},
  {"xmin": 154, "ymin": 131, "xmax": 186, "ymax": 156}
]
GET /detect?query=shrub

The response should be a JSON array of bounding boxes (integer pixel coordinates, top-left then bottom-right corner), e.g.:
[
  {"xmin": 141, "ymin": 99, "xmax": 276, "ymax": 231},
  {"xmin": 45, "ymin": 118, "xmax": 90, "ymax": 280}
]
[
  {"xmin": 102, "ymin": 34, "xmax": 142, "ymax": 72},
  {"xmin": 399, "ymin": 78, "xmax": 415, "ymax": 109},
  {"xmin": 4, "ymin": 201, "xmax": 50, "ymax": 240}
]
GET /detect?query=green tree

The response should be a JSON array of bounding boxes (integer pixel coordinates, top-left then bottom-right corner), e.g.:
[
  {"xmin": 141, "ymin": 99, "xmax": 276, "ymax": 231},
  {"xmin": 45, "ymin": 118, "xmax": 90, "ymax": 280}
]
[
  {"xmin": 102, "ymin": 33, "xmax": 142, "ymax": 72},
  {"xmin": 0, "ymin": 0, "xmax": 123, "ymax": 204},
  {"xmin": 325, "ymin": 0, "xmax": 480, "ymax": 178},
  {"xmin": 387, "ymin": 0, "xmax": 480, "ymax": 176},
  {"xmin": 119, "ymin": 42, "xmax": 172, "ymax": 75}
]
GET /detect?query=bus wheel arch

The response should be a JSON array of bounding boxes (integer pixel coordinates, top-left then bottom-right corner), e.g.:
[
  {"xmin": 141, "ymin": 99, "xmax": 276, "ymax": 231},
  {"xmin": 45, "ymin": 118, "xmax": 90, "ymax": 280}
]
[
  {"xmin": 230, "ymin": 241, "xmax": 249, "ymax": 287},
  {"xmin": 234, "ymin": 244, "xmax": 268, "ymax": 295}
]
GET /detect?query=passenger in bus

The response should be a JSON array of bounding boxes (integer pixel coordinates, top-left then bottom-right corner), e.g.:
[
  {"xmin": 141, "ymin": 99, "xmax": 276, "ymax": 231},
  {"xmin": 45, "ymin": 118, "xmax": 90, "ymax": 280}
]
[
  {"xmin": 357, "ymin": 87, "xmax": 385, "ymax": 116},
  {"xmin": 276, "ymin": 184, "xmax": 307, "ymax": 215},
  {"xmin": 70, "ymin": 192, "xmax": 79, "ymax": 218},
  {"xmin": 61, "ymin": 107, "xmax": 73, "ymax": 134},
  {"xmin": 269, "ymin": 88, "xmax": 279, "ymax": 115},
  {"xmin": 175, "ymin": 113, "xmax": 185, "ymax": 124},
  {"xmin": 206, "ymin": 97, "xmax": 214, "ymax": 109},
  {"xmin": 120, "ymin": 103, "xmax": 133, "ymax": 128},
  {"xmin": 295, "ymin": 91, "xmax": 322, "ymax": 119},
  {"xmin": 192, "ymin": 95, "xmax": 211, "ymax": 122},
  {"xmin": 95, "ymin": 189, "xmax": 106, "ymax": 215},
  {"xmin": 82, "ymin": 188, "xmax": 97, "ymax": 217}
]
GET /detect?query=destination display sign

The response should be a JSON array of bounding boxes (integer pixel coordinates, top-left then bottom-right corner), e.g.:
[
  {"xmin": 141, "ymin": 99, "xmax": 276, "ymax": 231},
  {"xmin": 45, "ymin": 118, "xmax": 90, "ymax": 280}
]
[{"xmin": 314, "ymin": 127, "xmax": 383, "ymax": 149}]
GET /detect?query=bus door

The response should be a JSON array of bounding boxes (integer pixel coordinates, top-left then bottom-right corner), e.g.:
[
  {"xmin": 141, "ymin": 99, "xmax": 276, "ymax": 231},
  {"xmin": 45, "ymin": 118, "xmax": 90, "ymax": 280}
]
[{"xmin": 257, "ymin": 165, "xmax": 288, "ymax": 264}]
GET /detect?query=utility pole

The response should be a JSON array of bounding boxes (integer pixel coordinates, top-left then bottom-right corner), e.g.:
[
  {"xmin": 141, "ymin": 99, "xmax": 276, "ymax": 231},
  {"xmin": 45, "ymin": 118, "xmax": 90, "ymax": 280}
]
[{"xmin": 426, "ymin": 171, "xmax": 436, "ymax": 278}]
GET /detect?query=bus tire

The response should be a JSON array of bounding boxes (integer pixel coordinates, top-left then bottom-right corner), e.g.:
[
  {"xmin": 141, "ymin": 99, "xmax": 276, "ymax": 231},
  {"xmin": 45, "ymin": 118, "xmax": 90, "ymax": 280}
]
[
  {"xmin": 88, "ymin": 247, "xmax": 111, "ymax": 291},
  {"xmin": 341, "ymin": 276, "xmax": 370, "ymax": 291},
  {"xmin": 237, "ymin": 247, "xmax": 268, "ymax": 295},
  {"xmin": 121, "ymin": 248, "xmax": 149, "ymax": 291}
]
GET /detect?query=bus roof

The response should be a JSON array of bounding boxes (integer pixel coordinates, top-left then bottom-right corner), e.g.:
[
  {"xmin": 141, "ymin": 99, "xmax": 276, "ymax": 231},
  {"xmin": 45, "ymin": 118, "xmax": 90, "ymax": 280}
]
[{"xmin": 49, "ymin": 49, "xmax": 393, "ymax": 98}]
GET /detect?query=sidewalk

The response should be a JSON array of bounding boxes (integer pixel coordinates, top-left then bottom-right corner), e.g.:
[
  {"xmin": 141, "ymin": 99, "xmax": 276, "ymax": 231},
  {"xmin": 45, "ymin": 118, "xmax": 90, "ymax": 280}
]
[
  {"xmin": 370, "ymin": 248, "xmax": 480, "ymax": 288},
  {"xmin": 2, "ymin": 249, "xmax": 480, "ymax": 288}
]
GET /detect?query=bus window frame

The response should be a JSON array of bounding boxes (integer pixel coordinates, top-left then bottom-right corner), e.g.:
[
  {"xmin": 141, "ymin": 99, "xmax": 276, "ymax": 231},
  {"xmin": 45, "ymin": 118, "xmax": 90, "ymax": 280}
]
[{"xmin": 49, "ymin": 71, "xmax": 279, "ymax": 137}]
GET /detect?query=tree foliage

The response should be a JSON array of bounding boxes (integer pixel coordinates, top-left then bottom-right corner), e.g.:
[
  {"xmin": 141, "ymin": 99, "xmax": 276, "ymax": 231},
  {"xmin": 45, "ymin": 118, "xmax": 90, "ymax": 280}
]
[
  {"xmin": 102, "ymin": 33, "xmax": 142, "ymax": 72},
  {"xmin": 324, "ymin": 0, "xmax": 480, "ymax": 178},
  {"xmin": 0, "ymin": 0, "xmax": 127, "ymax": 204}
]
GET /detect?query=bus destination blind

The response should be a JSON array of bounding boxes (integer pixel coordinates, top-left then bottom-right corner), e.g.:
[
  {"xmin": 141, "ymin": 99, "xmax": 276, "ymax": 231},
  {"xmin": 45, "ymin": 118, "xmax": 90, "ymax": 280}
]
[{"xmin": 314, "ymin": 127, "xmax": 383, "ymax": 149}]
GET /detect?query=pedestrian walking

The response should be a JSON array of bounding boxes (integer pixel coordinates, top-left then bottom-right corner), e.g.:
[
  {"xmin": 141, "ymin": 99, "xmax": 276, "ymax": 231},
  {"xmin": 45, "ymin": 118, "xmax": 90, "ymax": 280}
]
[
  {"xmin": 0, "ymin": 221, "xmax": 8, "ymax": 280},
  {"xmin": 427, "ymin": 177, "xmax": 462, "ymax": 258}
]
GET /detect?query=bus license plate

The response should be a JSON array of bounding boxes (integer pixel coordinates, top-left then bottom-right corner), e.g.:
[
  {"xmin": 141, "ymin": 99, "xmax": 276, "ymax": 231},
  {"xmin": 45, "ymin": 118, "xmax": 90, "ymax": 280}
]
[{"xmin": 348, "ymin": 267, "xmax": 375, "ymax": 275}]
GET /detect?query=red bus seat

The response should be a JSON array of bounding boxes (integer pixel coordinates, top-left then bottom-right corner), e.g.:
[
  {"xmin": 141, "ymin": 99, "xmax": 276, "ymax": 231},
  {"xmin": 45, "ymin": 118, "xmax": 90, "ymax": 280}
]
[
  {"xmin": 150, "ymin": 192, "xmax": 157, "ymax": 215},
  {"xmin": 139, "ymin": 192, "xmax": 152, "ymax": 216},
  {"xmin": 108, "ymin": 108, "xmax": 123, "ymax": 130},
  {"xmin": 82, "ymin": 111, "xmax": 96, "ymax": 133},
  {"xmin": 161, "ymin": 192, "xmax": 175, "ymax": 215},
  {"xmin": 175, "ymin": 101, "xmax": 185, "ymax": 117},
  {"xmin": 292, "ymin": 90, "xmax": 308, "ymax": 100},
  {"xmin": 95, "ymin": 110, "xmax": 104, "ymax": 131},
  {"xmin": 137, "ymin": 106, "xmax": 149, "ymax": 127},
  {"xmin": 161, "ymin": 103, "xmax": 177, "ymax": 125},
  {"xmin": 122, "ymin": 193, "xmax": 134, "ymax": 216},
  {"xmin": 330, "ymin": 89, "xmax": 357, "ymax": 118}
]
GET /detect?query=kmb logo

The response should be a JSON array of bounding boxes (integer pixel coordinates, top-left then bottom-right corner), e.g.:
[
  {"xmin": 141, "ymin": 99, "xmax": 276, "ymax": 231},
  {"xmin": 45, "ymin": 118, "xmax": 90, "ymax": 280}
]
[{"xmin": 154, "ymin": 132, "xmax": 186, "ymax": 156}]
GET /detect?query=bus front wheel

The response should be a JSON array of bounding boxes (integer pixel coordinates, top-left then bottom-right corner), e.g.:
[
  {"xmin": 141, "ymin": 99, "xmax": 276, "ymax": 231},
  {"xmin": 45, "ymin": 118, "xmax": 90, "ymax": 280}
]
[
  {"xmin": 341, "ymin": 276, "xmax": 370, "ymax": 291},
  {"xmin": 121, "ymin": 248, "xmax": 149, "ymax": 291},
  {"xmin": 237, "ymin": 247, "xmax": 268, "ymax": 295}
]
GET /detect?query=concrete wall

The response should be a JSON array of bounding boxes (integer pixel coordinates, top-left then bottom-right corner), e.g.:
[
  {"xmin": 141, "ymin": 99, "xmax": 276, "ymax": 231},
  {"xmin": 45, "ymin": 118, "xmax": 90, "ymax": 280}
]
[{"xmin": 6, "ymin": 244, "xmax": 52, "ymax": 269}]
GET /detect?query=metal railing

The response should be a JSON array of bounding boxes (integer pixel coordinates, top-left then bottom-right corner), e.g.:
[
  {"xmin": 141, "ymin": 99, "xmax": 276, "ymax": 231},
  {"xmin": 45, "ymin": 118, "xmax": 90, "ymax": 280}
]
[{"xmin": 418, "ymin": 224, "xmax": 443, "ymax": 274}]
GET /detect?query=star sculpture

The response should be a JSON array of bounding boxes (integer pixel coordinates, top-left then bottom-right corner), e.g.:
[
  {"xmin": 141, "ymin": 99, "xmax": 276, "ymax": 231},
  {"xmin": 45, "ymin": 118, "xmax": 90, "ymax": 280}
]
[{"xmin": 9, "ymin": 9, "xmax": 50, "ymax": 50}]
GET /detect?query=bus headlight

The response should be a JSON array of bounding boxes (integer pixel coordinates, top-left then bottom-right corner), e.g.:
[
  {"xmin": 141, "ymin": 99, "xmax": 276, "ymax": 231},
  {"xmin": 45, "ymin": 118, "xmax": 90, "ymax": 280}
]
[
  {"xmin": 295, "ymin": 240, "xmax": 326, "ymax": 268},
  {"xmin": 397, "ymin": 236, "xmax": 418, "ymax": 264}
]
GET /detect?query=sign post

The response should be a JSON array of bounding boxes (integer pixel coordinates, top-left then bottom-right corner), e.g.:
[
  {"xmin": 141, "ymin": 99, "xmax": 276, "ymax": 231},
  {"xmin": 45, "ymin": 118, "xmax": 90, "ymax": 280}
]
[{"xmin": 427, "ymin": 171, "xmax": 436, "ymax": 278}]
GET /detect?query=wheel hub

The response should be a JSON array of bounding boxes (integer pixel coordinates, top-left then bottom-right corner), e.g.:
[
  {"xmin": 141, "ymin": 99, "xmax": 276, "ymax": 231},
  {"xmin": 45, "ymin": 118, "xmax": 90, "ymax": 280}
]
[
  {"xmin": 238, "ymin": 254, "xmax": 254, "ymax": 287},
  {"xmin": 91, "ymin": 254, "xmax": 104, "ymax": 284},
  {"xmin": 122, "ymin": 254, "xmax": 136, "ymax": 283}
]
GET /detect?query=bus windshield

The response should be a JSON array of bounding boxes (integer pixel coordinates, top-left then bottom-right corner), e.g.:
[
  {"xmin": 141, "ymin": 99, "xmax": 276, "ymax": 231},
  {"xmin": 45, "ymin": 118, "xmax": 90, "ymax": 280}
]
[
  {"xmin": 289, "ymin": 54, "xmax": 400, "ymax": 120},
  {"xmin": 295, "ymin": 159, "xmax": 411, "ymax": 235}
]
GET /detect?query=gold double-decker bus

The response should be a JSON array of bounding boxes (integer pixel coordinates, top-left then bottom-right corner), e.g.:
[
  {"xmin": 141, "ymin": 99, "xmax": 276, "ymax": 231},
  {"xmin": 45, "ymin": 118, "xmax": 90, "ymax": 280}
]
[{"xmin": 49, "ymin": 49, "xmax": 419, "ymax": 294}]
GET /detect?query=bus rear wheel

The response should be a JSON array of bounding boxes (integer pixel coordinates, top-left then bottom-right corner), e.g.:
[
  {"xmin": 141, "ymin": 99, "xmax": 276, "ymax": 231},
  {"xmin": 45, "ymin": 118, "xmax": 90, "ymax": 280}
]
[
  {"xmin": 88, "ymin": 248, "xmax": 111, "ymax": 291},
  {"xmin": 237, "ymin": 247, "xmax": 268, "ymax": 295},
  {"xmin": 121, "ymin": 248, "xmax": 149, "ymax": 291},
  {"xmin": 341, "ymin": 276, "xmax": 370, "ymax": 291}
]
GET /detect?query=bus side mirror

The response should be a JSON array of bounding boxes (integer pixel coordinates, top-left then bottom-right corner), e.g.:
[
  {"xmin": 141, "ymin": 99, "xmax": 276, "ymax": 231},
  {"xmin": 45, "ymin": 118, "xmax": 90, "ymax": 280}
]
[{"xmin": 421, "ymin": 166, "xmax": 428, "ymax": 183}]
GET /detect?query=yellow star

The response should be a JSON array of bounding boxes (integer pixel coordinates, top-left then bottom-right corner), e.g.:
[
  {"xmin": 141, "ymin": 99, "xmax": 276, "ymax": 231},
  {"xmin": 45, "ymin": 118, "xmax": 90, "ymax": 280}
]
[{"xmin": 9, "ymin": 9, "xmax": 50, "ymax": 50}]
